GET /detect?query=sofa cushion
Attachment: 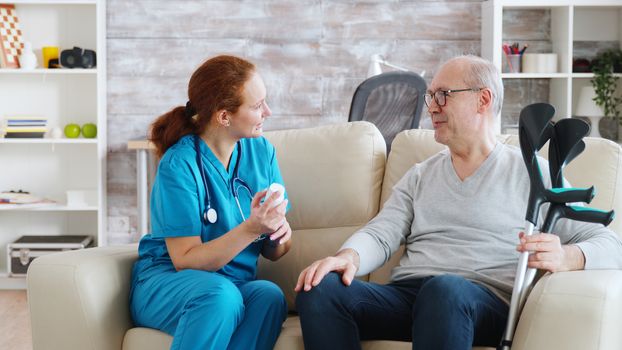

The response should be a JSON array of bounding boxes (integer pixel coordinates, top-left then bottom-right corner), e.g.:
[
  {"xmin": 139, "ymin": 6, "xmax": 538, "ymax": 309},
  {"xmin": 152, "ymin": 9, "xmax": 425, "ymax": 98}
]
[
  {"xmin": 260, "ymin": 122, "xmax": 385, "ymax": 311},
  {"xmin": 122, "ymin": 328, "xmax": 171, "ymax": 350},
  {"xmin": 273, "ymin": 316, "xmax": 495, "ymax": 350},
  {"xmin": 264, "ymin": 121, "xmax": 386, "ymax": 230},
  {"xmin": 371, "ymin": 129, "xmax": 622, "ymax": 284},
  {"xmin": 123, "ymin": 316, "xmax": 495, "ymax": 350}
]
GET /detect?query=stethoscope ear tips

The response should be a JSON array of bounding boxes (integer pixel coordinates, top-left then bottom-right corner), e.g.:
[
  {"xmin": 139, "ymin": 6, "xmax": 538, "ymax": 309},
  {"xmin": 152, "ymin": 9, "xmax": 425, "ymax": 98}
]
[{"xmin": 205, "ymin": 208, "xmax": 218, "ymax": 224}]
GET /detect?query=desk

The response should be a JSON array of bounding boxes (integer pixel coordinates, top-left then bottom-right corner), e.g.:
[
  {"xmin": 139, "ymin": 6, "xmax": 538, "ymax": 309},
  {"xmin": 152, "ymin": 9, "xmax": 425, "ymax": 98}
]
[{"xmin": 127, "ymin": 139, "xmax": 155, "ymax": 237}]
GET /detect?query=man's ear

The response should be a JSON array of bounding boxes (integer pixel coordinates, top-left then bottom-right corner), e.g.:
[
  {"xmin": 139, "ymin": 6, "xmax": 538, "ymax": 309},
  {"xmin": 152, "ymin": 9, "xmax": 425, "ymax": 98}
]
[
  {"xmin": 216, "ymin": 110, "xmax": 231, "ymax": 127},
  {"xmin": 478, "ymin": 88, "xmax": 493, "ymax": 114}
]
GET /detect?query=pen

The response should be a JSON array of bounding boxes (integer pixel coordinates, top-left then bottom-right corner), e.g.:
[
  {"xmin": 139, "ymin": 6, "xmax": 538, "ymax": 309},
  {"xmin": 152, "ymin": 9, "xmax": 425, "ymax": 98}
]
[{"xmin": 519, "ymin": 44, "xmax": 529, "ymax": 55}]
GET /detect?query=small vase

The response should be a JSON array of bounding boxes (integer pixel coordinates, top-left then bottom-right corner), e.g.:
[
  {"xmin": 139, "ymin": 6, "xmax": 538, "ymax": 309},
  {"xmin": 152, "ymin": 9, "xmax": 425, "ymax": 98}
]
[{"xmin": 19, "ymin": 42, "xmax": 37, "ymax": 70}]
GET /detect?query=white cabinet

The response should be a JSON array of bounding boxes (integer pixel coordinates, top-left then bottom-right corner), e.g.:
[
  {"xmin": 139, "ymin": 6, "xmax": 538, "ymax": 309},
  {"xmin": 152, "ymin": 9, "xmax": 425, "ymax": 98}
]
[
  {"xmin": 482, "ymin": 0, "xmax": 622, "ymax": 131},
  {"xmin": 0, "ymin": 0, "xmax": 106, "ymax": 287}
]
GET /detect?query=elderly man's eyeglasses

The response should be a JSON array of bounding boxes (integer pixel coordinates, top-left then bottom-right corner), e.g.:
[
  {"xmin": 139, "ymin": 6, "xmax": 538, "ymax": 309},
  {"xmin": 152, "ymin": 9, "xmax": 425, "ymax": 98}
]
[{"xmin": 424, "ymin": 88, "xmax": 483, "ymax": 107}]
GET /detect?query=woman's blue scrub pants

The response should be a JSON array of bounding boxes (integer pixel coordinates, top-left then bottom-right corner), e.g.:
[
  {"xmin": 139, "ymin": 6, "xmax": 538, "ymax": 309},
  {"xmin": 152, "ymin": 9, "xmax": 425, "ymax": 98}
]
[{"xmin": 131, "ymin": 268, "xmax": 287, "ymax": 350}]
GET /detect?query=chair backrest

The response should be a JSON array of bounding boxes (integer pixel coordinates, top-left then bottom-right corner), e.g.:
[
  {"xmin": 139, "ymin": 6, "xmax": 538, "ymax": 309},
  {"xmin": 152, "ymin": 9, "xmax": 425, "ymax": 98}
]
[{"xmin": 348, "ymin": 71, "xmax": 427, "ymax": 152}]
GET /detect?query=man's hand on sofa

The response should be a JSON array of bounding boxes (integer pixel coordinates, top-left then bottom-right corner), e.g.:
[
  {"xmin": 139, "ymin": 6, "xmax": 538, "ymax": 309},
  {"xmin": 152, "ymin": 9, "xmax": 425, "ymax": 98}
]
[{"xmin": 294, "ymin": 248, "xmax": 360, "ymax": 292}]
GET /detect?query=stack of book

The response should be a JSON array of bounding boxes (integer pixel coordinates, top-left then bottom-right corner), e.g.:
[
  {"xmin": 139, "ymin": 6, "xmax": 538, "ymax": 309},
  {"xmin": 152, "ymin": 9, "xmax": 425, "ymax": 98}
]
[
  {"xmin": 3, "ymin": 117, "xmax": 48, "ymax": 138},
  {"xmin": 0, "ymin": 190, "xmax": 55, "ymax": 210}
]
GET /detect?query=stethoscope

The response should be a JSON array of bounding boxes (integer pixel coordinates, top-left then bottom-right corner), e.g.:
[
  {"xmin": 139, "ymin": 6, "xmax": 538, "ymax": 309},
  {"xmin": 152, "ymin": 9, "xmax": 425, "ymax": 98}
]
[{"xmin": 195, "ymin": 135, "xmax": 253, "ymax": 224}]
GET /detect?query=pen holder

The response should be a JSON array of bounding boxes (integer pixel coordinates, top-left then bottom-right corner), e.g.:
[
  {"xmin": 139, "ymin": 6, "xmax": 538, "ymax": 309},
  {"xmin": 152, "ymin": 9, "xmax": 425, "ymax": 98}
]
[{"xmin": 503, "ymin": 54, "xmax": 521, "ymax": 73}]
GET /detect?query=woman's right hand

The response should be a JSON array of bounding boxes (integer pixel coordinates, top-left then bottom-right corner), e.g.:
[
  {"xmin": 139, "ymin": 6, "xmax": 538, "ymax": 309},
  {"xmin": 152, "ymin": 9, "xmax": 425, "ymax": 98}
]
[{"xmin": 245, "ymin": 189, "xmax": 288, "ymax": 239}]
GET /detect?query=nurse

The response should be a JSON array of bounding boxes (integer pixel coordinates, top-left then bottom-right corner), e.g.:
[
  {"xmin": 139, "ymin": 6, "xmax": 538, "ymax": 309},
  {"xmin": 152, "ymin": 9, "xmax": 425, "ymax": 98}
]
[{"xmin": 130, "ymin": 55, "xmax": 291, "ymax": 350}]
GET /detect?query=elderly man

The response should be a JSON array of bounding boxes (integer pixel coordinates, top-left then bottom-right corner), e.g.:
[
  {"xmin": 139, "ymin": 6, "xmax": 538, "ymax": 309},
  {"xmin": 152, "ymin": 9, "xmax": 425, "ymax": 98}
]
[{"xmin": 294, "ymin": 55, "xmax": 622, "ymax": 350}]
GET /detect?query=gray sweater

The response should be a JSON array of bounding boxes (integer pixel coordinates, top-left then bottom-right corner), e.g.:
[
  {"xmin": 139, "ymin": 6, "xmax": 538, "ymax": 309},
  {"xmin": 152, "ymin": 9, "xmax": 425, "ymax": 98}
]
[{"xmin": 341, "ymin": 142, "xmax": 622, "ymax": 303}]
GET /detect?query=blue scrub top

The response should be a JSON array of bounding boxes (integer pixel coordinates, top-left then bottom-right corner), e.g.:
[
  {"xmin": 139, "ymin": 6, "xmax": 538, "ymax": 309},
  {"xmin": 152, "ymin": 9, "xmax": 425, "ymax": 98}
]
[{"xmin": 134, "ymin": 134, "xmax": 289, "ymax": 284}]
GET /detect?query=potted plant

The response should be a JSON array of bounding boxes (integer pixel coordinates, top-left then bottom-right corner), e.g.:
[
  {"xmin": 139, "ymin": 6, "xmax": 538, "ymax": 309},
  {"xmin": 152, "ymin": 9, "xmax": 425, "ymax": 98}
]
[{"xmin": 590, "ymin": 49, "xmax": 622, "ymax": 139}]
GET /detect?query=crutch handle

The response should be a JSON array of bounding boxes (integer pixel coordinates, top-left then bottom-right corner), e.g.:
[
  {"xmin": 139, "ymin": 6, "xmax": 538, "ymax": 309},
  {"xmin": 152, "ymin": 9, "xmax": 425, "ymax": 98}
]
[
  {"xmin": 546, "ymin": 186, "xmax": 595, "ymax": 204},
  {"xmin": 566, "ymin": 206, "xmax": 615, "ymax": 226}
]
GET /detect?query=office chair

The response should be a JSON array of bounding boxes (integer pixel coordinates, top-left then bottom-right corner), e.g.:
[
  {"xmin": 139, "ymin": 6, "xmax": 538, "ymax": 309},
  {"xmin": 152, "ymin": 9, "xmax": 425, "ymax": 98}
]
[{"xmin": 348, "ymin": 71, "xmax": 427, "ymax": 152}]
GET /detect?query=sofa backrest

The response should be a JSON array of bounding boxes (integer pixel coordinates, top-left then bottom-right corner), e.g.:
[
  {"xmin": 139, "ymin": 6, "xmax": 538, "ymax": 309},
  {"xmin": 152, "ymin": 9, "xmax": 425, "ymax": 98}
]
[
  {"xmin": 259, "ymin": 121, "xmax": 386, "ymax": 309},
  {"xmin": 370, "ymin": 129, "xmax": 622, "ymax": 284}
]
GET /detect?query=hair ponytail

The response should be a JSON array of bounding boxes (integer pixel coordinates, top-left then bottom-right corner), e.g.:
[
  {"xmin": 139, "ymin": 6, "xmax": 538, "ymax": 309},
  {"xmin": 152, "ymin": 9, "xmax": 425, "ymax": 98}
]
[{"xmin": 149, "ymin": 105, "xmax": 197, "ymax": 158}]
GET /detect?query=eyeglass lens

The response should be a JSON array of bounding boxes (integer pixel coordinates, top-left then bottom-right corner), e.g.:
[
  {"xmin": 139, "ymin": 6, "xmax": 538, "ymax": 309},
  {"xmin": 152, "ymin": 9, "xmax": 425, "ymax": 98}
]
[{"xmin": 424, "ymin": 91, "xmax": 445, "ymax": 107}]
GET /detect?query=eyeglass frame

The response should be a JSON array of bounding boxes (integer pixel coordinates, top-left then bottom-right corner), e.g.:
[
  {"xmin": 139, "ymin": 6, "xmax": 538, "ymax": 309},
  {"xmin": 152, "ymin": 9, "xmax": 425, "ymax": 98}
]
[{"xmin": 424, "ymin": 87, "xmax": 483, "ymax": 108}]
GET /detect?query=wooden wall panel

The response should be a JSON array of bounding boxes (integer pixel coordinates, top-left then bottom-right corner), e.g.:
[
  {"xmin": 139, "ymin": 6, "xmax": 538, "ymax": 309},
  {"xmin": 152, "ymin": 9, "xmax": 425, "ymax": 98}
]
[
  {"xmin": 107, "ymin": 0, "xmax": 322, "ymax": 39},
  {"xmin": 106, "ymin": 0, "xmax": 544, "ymax": 242},
  {"xmin": 322, "ymin": 2, "xmax": 480, "ymax": 40}
]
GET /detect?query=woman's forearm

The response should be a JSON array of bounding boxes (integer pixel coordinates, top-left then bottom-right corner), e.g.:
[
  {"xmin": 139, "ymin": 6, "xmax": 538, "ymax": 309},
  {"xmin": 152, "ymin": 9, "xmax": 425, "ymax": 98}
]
[{"xmin": 167, "ymin": 221, "xmax": 260, "ymax": 271}]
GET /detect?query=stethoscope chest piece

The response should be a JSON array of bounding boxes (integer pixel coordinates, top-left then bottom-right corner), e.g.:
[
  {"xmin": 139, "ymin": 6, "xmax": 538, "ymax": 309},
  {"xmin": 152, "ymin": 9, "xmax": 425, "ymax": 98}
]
[{"xmin": 205, "ymin": 208, "xmax": 218, "ymax": 224}]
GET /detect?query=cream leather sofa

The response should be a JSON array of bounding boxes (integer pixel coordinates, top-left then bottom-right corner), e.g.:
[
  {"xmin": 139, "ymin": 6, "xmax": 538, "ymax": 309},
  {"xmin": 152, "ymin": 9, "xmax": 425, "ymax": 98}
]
[{"xmin": 28, "ymin": 122, "xmax": 622, "ymax": 350}]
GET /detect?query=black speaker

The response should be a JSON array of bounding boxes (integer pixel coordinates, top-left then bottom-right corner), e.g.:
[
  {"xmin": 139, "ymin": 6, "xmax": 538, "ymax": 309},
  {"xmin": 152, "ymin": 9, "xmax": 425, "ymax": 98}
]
[{"xmin": 60, "ymin": 47, "xmax": 97, "ymax": 69}]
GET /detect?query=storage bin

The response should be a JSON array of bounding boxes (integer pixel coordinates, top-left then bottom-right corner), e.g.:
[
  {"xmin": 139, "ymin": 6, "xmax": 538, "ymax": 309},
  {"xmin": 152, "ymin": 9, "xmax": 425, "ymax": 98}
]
[{"xmin": 7, "ymin": 235, "xmax": 93, "ymax": 276}]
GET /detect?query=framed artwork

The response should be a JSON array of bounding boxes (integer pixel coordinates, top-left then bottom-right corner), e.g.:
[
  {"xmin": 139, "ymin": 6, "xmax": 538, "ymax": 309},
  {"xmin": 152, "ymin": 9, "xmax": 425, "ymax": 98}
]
[{"xmin": 0, "ymin": 4, "xmax": 24, "ymax": 68}]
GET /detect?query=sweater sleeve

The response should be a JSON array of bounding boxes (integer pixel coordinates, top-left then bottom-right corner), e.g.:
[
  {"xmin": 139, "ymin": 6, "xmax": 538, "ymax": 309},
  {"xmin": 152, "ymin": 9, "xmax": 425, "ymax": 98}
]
[
  {"xmin": 340, "ymin": 166, "xmax": 418, "ymax": 276},
  {"xmin": 556, "ymin": 218, "xmax": 622, "ymax": 269}
]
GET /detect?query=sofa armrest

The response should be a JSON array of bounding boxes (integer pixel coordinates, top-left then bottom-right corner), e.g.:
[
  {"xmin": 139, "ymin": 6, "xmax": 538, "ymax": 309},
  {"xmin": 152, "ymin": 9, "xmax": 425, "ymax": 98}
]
[
  {"xmin": 27, "ymin": 244, "xmax": 138, "ymax": 350},
  {"xmin": 513, "ymin": 270, "xmax": 622, "ymax": 350}
]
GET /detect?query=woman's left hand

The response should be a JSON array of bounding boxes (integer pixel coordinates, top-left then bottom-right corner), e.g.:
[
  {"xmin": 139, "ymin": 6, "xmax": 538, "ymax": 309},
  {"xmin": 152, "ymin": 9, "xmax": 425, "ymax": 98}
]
[{"xmin": 268, "ymin": 219, "xmax": 292, "ymax": 245}]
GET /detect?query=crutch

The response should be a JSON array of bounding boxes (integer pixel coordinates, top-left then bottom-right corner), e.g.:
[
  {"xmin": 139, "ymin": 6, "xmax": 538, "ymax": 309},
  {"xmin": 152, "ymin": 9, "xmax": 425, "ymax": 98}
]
[
  {"xmin": 499, "ymin": 106, "xmax": 612, "ymax": 350},
  {"xmin": 517, "ymin": 118, "xmax": 615, "ymax": 316}
]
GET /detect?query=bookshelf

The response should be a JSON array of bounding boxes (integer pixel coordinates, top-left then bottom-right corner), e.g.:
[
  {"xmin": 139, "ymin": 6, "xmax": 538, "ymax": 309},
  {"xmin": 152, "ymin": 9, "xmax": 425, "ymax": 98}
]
[
  {"xmin": 482, "ymin": 0, "xmax": 622, "ymax": 135},
  {"xmin": 0, "ymin": 0, "xmax": 106, "ymax": 287}
]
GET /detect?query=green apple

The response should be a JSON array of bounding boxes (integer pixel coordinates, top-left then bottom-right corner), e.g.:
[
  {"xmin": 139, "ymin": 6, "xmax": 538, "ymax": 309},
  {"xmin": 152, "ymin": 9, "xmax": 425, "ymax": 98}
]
[
  {"xmin": 64, "ymin": 124, "xmax": 81, "ymax": 138},
  {"xmin": 81, "ymin": 123, "xmax": 97, "ymax": 138}
]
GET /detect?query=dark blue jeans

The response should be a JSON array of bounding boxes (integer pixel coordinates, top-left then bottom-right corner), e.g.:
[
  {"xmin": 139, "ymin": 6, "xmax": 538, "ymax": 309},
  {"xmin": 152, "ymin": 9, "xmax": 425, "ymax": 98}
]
[{"xmin": 296, "ymin": 273, "xmax": 508, "ymax": 350}]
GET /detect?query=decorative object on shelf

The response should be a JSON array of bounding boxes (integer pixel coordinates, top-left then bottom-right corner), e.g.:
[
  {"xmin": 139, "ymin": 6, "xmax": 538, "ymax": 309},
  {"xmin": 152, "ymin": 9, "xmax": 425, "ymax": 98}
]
[
  {"xmin": 66, "ymin": 190, "xmax": 89, "ymax": 207},
  {"xmin": 573, "ymin": 58, "xmax": 591, "ymax": 73},
  {"xmin": 81, "ymin": 123, "xmax": 97, "ymax": 138},
  {"xmin": 0, "ymin": 4, "xmax": 24, "ymax": 68},
  {"xmin": 60, "ymin": 46, "xmax": 96, "ymax": 68},
  {"xmin": 42, "ymin": 46, "xmax": 59, "ymax": 69},
  {"xmin": 47, "ymin": 126, "xmax": 62, "ymax": 139},
  {"xmin": 521, "ymin": 53, "xmax": 558, "ymax": 74},
  {"xmin": 575, "ymin": 85, "xmax": 605, "ymax": 138},
  {"xmin": 591, "ymin": 49, "xmax": 622, "ymax": 131},
  {"xmin": 18, "ymin": 41, "xmax": 36, "ymax": 69},
  {"xmin": 63, "ymin": 123, "xmax": 81, "ymax": 138}
]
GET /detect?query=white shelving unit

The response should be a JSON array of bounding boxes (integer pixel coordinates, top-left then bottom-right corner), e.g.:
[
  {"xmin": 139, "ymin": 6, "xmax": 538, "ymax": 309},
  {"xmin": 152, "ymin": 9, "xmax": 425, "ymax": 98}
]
[
  {"xmin": 482, "ymin": 0, "xmax": 622, "ymax": 126},
  {"xmin": 0, "ymin": 0, "xmax": 106, "ymax": 288}
]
